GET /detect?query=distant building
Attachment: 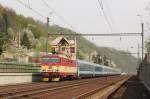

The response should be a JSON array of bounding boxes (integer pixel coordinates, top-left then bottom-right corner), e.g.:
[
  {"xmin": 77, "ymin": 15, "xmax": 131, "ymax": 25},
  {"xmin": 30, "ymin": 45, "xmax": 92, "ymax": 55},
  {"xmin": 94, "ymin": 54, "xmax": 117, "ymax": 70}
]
[{"xmin": 51, "ymin": 36, "xmax": 76, "ymax": 60}]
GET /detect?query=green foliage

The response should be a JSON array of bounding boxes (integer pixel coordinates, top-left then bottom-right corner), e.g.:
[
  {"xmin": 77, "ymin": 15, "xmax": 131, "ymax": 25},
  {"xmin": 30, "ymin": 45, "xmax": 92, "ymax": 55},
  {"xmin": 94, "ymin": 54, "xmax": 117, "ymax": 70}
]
[
  {"xmin": 93, "ymin": 54, "xmax": 103, "ymax": 64},
  {"xmin": 35, "ymin": 43, "xmax": 52, "ymax": 53},
  {"xmin": 0, "ymin": 47, "xmax": 2, "ymax": 55},
  {"xmin": 77, "ymin": 50, "xmax": 85, "ymax": 59},
  {"xmin": 21, "ymin": 33, "xmax": 31, "ymax": 49},
  {"xmin": 104, "ymin": 60, "xmax": 109, "ymax": 66},
  {"xmin": 145, "ymin": 39, "xmax": 150, "ymax": 52},
  {"xmin": 0, "ymin": 4, "xmax": 138, "ymax": 74},
  {"xmin": 35, "ymin": 37, "xmax": 52, "ymax": 53}
]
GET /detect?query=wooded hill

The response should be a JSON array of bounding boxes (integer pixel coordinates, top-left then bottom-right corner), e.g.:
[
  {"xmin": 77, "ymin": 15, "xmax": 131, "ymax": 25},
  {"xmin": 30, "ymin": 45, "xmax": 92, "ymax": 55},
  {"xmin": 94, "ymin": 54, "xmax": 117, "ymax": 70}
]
[{"xmin": 0, "ymin": 4, "xmax": 138, "ymax": 74}]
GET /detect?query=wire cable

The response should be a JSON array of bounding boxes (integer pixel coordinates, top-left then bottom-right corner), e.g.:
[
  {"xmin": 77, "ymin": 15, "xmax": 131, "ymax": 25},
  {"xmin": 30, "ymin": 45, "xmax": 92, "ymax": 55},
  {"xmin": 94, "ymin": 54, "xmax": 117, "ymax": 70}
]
[
  {"xmin": 41, "ymin": 0, "xmax": 77, "ymax": 31},
  {"xmin": 16, "ymin": 0, "xmax": 46, "ymax": 19},
  {"xmin": 105, "ymin": 0, "xmax": 114, "ymax": 24},
  {"xmin": 97, "ymin": 0, "xmax": 112, "ymax": 31},
  {"xmin": 28, "ymin": 0, "xmax": 30, "ymax": 8}
]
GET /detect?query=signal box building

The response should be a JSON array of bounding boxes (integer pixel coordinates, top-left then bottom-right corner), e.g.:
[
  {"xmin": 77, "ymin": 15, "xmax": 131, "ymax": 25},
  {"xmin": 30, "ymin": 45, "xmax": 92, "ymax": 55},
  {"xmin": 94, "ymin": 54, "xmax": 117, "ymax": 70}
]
[{"xmin": 50, "ymin": 36, "xmax": 76, "ymax": 60}]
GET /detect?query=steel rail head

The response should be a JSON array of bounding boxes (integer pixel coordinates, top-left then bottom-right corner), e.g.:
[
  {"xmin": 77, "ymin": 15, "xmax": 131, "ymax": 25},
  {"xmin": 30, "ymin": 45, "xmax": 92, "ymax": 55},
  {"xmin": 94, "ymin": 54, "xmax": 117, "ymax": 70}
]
[
  {"xmin": 73, "ymin": 77, "xmax": 128, "ymax": 99},
  {"xmin": 1, "ymin": 80, "xmax": 95, "ymax": 98}
]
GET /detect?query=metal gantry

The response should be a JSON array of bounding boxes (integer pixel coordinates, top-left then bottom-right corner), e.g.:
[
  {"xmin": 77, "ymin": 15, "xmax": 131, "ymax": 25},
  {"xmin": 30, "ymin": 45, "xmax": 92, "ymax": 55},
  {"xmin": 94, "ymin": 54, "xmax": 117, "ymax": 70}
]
[
  {"xmin": 48, "ymin": 32, "xmax": 143, "ymax": 62},
  {"xmin": 48, "ymin": 33, "xmax": 141, "ymax": 36}
]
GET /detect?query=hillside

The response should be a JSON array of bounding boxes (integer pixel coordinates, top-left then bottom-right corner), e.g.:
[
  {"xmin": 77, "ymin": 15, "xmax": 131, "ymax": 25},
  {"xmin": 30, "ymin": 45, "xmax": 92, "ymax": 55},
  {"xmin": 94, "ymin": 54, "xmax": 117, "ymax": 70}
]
[{"xmin": 0, "ymin": 4, "xmax": 138, "ymax": 74}]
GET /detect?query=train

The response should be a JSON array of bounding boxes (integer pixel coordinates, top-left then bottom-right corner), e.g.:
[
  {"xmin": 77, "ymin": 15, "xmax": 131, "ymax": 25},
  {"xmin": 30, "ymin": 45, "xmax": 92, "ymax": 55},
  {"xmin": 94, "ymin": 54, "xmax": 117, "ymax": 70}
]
[{"xmin": 41, "ymin": 55, "xmax": 121, "ymax": 81}]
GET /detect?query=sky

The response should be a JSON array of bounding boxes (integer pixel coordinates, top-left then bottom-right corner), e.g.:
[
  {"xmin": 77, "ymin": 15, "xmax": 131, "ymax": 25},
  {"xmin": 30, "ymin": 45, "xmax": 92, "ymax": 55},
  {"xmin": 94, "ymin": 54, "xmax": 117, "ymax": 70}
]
[{"xmin": 0, "ymin": 0, "xmax": 149, "ymax": 57}]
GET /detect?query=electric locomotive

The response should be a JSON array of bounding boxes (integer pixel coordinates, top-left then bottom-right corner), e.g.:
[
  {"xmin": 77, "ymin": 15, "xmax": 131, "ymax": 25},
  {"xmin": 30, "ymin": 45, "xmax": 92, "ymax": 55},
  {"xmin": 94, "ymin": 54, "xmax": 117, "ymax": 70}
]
[{"xmin": 41, "ymin": 55, "xmax": 77, "ymax": 81}]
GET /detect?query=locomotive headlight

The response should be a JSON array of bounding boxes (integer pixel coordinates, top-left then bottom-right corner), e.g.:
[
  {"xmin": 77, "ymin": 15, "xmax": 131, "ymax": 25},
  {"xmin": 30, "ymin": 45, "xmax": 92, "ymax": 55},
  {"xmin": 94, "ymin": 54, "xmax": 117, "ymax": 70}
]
[
  {"xmin": 49, "ymin": 66, "xmax": 52, "ymax": 69},
  {"xmin": 42, "ymin": 69, "xmax": 46, "ymax": 72}
]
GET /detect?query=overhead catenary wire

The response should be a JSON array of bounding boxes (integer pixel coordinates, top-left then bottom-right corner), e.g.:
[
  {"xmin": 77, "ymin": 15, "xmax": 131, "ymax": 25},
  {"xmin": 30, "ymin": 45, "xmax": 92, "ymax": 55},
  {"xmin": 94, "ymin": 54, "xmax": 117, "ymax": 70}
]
[
  {"xmin": 98, "ymin": 0, "xmax": 104, "ymax": 9},
  {"xmin": 104, "ymin": 0, "xmax": 114, "ymax": 24},
  {"xmin": 104, "ymin": 0, "xmax": 119, "ymax": 35},
  {"xmin": 28, "ymin": 0, "xmax": 30, "ymax": 8},
  {"xmin": 97, "ymin": 0, "xmax": 113, "ymax": 31},
  {"xmin": 16, "ymin": 0, "xmax": 46, "ymax": 19},
  {"xmin": 41, "ymin": 0, "xmax": 78, "ymax": 32},
  {"xmin": 16, "ymin": 0, "xmax": 80, "ymax": 33}
]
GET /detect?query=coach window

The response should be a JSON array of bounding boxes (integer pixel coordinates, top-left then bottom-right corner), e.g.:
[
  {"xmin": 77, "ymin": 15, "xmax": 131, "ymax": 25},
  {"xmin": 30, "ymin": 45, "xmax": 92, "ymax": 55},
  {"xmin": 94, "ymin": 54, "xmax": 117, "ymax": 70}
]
[{"xmin": 95, "ymin": 67, "xmax": 102, "ymax": 71}]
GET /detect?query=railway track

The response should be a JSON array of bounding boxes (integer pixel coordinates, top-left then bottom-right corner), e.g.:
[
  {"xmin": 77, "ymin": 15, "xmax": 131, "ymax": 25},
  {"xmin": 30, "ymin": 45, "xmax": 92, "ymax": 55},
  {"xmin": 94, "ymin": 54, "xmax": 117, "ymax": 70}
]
[
  {"xmin": 0, "ymin": 77, "xmax": 108, "ymax": 98},
  {"xmin": 29, "ymin": 75, "xmax": 128, "ymax": 99},
  {"xmin": 74, "ymin": 76, "xmax": 130, "ymax": 99},
  {"xmin": 0, "ymin": 75, "xmax": 129, "ymax": 99},
  {"xmin": 0, "ymin": 77, "xmax": 108, "ymax": 99},
  {"xmin": 0, "ymin": 82, "xmax": 45, "ymax": 91}
]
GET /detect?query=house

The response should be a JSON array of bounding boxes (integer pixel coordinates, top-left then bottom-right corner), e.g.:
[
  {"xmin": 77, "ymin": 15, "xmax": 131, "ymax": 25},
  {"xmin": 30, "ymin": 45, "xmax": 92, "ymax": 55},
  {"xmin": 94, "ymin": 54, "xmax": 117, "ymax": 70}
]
[{"xmin": 51, "ymin": 36, "xmax": 76, "ymax": 60}]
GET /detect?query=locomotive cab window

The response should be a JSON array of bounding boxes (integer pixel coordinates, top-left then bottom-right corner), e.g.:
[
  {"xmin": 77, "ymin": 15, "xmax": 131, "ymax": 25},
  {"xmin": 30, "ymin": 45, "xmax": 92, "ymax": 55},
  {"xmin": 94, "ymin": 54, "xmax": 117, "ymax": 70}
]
[{"xmin": 42, "ymin": 57, "xmax": 60, "ymax": 63}]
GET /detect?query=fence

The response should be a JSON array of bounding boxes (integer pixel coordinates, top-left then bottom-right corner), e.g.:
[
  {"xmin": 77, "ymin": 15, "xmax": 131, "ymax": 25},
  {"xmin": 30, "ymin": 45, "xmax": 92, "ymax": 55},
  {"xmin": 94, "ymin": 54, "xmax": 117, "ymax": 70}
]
[
  {"xmin": 139, "ymin": 53, "xmax": 150, "ymax": 91},
  {"xmin": 0, "ymin": 62, "xmax": 41, "ymax": 73}
]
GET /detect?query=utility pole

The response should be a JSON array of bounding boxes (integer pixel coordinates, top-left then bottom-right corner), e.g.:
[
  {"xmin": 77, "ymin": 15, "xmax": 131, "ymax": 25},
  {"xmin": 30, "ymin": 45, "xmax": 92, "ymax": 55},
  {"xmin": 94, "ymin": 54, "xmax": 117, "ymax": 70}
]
[
  {"xmin": 138, "ymin": 44, "xmax": 140, "ymax": 63},
  {"xmin": 137, "ymin": 14, "xmax": 144, "ymax": 78},
  {"xmin": 46, "ymin": 17, "xmax": 49, "ymax": 55},
  {"xmin": 140, "ymin": 20, "xmax": 144, "ymax": 78},
  {"xmin": 141, "ymin": 22, "xmax": 144, "ymax": 61},
  {"xmin": 137, "ymin": 44, "xmax": 140, "ymax": 76},
  {"xmin": 137, "ymin": 14, "xmax": 144, "ymax": 61}
]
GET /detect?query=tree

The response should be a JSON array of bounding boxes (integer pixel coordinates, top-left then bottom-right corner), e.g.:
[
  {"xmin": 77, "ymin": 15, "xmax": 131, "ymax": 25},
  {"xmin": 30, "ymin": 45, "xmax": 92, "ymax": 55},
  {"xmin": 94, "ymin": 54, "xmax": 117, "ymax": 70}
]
[
  {"xmin": 104, "ymin": 60, "xmax": 109, "ymax": 66},
  {"xmin": 92, "ymin": 54, "xmax": 103, "ymax": 64},
  {"xmin": 96, "ymin": 54, "xmax": 102, "ymax": 64},
  {"xmin": 77, "ymin": 50, "xmax": 84, "ymax": 59},
  {"xmin": 21, "ymin": 33, "xmax": 31, "ymax": 49},
  {"xmin": 145, "ymin": 39, "xmax": 150, "ymax": 52},
  {"xmin": 145, "ymin": 3, "xmax": 150, "ymax": 52},
  {"xmin": 0, "ymin": 47, "xmax": 2, "ymax": 55},
  {"xmin": 2, "ymin": 13, "xmax": 8, "ymax": 33},
  {"xmin": 92, "ymin": 54, "xmax": 96, "ymax": 63},
  {"xmin": 35, "ymin": 37, "xmax": 52, "ymax": 52}
]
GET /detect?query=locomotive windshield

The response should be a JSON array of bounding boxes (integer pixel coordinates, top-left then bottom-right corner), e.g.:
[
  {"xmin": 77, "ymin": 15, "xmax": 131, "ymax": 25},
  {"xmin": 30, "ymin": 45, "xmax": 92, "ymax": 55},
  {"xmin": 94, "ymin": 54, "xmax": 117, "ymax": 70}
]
[{"xmin": 42, "ymin": 57, "xmax": 60, "ymax": 63}]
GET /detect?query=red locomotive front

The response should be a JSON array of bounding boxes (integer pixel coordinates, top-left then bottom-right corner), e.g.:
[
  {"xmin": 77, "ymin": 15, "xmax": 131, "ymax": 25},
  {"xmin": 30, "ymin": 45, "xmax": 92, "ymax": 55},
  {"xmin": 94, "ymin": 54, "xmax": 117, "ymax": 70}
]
[{"xmin": 41, "ymin": 55, "xmax": 77, "ymax": 81}]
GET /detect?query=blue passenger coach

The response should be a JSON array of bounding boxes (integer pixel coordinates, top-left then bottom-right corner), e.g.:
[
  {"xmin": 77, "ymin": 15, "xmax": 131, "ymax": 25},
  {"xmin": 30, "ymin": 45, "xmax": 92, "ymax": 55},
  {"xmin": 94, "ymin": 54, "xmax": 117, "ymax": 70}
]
[{"xmin": 77, "ymin": 60, "xmax": 120, "ymax": 78}]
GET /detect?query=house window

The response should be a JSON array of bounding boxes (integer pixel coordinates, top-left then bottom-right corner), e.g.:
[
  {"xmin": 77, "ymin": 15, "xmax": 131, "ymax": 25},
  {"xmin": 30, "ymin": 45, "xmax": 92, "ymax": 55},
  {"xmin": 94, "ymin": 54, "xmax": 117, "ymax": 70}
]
[
  {"xmin": 70, "ymin": 47, "xmax": 75, "ymax": 53},
  {"xmin": 61, "ymin": 47, "xmax": 65, "ymax": 51}
]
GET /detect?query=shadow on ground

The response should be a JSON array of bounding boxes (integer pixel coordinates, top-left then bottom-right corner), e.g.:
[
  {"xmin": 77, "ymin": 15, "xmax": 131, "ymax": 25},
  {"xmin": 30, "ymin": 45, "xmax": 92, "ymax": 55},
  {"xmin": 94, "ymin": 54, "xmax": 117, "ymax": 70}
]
[{"xmin": 108, "ymin": 76, "xmax": 150, "ymax": 99}]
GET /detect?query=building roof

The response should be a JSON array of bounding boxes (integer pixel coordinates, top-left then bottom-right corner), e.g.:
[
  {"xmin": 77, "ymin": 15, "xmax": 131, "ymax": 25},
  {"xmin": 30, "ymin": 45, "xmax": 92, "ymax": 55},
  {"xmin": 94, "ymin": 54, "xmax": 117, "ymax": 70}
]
[
  {"xmin": 68, "ymin": 40, "xmax": 75, "ymax": 45},
  {"xmin": 51, "ymin": 36, "xmax": 69, "ymax": 46}
]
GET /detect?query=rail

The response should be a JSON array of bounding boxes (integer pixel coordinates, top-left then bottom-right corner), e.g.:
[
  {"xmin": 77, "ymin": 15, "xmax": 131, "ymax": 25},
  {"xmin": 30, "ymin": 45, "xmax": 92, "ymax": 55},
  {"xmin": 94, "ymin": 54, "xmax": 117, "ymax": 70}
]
[
  {"xmin": 0, "ymin": 75, "xmax": 127, "ymax": 99},
  {"xmin": 0, "ymin": 78, "xmax": 100, "ymax": 98},
  {"xmin": 73, "ymin": 77, "xmax": 128, "ymax": 99}
]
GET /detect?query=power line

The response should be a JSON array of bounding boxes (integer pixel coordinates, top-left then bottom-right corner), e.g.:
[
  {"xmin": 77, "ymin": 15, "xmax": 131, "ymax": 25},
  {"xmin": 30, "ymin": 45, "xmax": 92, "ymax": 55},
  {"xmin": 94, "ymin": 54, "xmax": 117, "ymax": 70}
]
[
  {"xmin": 16, "ymin": 0, "xmax": 46, "ymax": 19},
  {"xmin": 98, "ymin": 0, "xmax": 104, "ymax": 9},
  {"xmin": 41, "ymin": 0, "xmax": 77, "ymax": 31},
  {"xmin": 104, "ymin": 0, "xmax": 114, "ymax": 24},
  {"xmin": 28, "ymin": 0, "xmax": 30, "ymax": 7},
  {"xmin": 97, "ymin": 0, "xmax": 113, "ymax": 31}
]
